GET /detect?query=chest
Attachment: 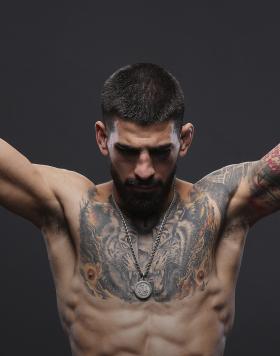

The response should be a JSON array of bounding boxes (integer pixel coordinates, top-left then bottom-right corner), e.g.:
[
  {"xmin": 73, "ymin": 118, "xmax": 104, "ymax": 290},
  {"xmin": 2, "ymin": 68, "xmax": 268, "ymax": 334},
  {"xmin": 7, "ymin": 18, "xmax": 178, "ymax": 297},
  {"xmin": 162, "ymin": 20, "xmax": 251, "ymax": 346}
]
[{"xmin": 79, "ymin": 192, "xmax": 222, "ymax": 302}]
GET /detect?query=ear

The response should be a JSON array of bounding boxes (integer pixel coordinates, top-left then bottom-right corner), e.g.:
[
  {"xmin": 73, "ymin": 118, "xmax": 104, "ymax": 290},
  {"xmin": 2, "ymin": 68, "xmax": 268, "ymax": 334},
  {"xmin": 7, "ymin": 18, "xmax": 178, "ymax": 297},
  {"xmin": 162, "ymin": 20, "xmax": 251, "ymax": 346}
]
[
  {"xmin": 179, "ymin": 123, "xmax": 194, "ymax": 157},
  {"xmin": 95, "ymin": 121, "xmax": 109, "ymax": 156}
]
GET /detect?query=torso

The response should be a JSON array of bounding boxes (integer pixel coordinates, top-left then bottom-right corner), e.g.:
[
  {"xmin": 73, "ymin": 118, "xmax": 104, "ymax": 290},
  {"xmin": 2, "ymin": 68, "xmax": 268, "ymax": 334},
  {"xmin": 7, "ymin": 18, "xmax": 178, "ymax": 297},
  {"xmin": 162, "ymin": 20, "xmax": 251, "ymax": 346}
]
[{"xmin": 42, "ymin": 177, "xmax": 249, "ymax": 356}]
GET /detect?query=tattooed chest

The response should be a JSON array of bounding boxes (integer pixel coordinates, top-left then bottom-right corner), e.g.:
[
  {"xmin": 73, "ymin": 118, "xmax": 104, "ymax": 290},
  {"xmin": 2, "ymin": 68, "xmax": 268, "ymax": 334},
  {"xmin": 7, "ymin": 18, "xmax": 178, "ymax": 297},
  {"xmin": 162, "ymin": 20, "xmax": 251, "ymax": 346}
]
[{"xmin": 79, "ymin": 194, "xmax": 220, "ymax": 302}]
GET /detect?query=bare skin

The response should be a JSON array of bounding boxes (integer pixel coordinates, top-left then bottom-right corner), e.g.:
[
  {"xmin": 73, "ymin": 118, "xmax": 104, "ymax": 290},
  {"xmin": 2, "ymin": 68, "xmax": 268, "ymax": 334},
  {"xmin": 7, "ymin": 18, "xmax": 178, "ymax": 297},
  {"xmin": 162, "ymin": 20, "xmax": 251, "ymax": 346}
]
[{"xmin": 0, "ymin": 123, "xmax": 279, "ymax": 356}]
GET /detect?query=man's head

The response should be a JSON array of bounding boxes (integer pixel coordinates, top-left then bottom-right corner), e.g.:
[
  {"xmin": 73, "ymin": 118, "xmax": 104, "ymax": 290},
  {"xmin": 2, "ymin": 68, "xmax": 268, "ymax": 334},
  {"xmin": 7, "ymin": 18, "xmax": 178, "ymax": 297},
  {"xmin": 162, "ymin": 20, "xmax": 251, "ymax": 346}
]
[
  {"xmin": 96, "ymin": 63, "xmax": 194, "ymax": 217},
  {"xmin": 100, "ymin": 62, "xmax": 185, "ymax": 132}
]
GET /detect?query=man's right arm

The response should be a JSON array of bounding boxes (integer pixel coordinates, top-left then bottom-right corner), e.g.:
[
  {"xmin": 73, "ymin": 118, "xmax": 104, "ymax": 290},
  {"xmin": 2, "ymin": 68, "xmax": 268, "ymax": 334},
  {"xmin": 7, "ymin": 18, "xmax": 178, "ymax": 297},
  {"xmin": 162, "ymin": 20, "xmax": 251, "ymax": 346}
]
[{"xmin": 0, "ymin": 138, "xmax": 64, "ymax": 228}]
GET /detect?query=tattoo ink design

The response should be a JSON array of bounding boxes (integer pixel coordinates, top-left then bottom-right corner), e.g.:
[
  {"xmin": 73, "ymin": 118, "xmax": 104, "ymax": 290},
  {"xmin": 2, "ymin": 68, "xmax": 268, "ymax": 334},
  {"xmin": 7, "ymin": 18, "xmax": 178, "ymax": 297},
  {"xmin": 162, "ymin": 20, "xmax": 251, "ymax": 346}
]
[
  {"xmin": 250, "ymin": 144, "xmax": 280, "ymax": 209},
  {"xmin": 195, "ymin": 162, "xmax": 254, "ymax": 213},
  {"xmin": 262, "ymin": 144, "xmax": 280, "ymax": 174},
  {"xmin": 79, "ymin": 187, "xmax": 224, "ymax": 302},
  {"xmin": 79, "ymin": 189, "xmax": 137, "ymax": 300},
  {"xmin": 79, "ymin": 157, "xmax": 277, "ymax": 302},
  {"xmin": 197, "ymin": 162, "xmax": 253, "ymax": 190}
]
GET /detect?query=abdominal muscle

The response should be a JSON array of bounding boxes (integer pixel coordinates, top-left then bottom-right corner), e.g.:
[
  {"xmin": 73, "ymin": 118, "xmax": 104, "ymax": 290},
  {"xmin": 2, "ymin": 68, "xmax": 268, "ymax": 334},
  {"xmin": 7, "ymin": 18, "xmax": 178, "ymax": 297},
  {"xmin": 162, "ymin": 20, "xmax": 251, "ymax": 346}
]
[{"xmin": 57, "ymin": 272, "xmax": 232, "ymax": 356}]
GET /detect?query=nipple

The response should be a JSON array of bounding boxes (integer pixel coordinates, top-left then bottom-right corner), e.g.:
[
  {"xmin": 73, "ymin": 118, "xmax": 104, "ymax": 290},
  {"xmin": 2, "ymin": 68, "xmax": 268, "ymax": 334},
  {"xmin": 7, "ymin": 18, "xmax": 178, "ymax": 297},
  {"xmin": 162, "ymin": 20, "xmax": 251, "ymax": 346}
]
[
  {"xmin": 83, "ymin": 263, "xmax": 101, "ymax": 286},
  {"xmin": 87, "ymin": 268, "xmax": 95, "ymax": 280}
]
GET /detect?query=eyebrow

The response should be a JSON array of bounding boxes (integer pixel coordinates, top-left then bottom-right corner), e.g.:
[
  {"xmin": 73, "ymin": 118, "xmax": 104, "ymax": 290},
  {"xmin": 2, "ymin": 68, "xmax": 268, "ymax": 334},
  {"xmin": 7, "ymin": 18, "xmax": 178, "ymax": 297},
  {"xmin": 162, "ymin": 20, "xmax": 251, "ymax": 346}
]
[{"xmin": 114, "ymin": 143, "xmax": 173, "ymax": 152}]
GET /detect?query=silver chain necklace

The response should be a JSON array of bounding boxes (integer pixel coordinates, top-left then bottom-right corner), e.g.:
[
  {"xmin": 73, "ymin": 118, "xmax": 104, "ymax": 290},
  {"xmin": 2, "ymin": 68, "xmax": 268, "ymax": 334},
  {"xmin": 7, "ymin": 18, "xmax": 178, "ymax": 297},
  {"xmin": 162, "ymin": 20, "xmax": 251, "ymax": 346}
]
[{"xmin": 112, "ymin": 186, "xmax": 177, "ymax": 300}]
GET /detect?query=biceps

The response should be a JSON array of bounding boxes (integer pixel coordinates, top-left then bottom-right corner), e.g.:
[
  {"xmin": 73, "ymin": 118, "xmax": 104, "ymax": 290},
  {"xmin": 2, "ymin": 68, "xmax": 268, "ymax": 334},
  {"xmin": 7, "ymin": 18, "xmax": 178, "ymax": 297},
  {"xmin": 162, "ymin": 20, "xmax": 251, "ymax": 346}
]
[
  {"xmin": 1, "ymin": 171, "xmax": 62, "ymax": 228},
  {"xmin": 0, "ymin": 146, "xmax": 61, "ymax": 227}
]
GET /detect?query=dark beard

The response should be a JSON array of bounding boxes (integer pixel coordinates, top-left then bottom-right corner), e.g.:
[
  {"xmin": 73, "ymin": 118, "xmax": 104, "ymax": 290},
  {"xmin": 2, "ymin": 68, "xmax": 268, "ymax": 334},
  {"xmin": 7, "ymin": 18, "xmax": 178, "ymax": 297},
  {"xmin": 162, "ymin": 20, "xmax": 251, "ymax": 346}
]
[{"xmin": 110, "ymin": 164, "xmax": 176, "ymax": 219}]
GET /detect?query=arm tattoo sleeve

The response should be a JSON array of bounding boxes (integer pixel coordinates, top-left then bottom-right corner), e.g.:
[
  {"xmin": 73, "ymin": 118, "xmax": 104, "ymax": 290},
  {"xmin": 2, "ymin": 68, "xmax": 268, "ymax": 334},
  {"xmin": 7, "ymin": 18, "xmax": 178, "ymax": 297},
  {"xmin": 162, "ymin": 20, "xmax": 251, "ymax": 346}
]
[{"xmin": 250, "ymin": 143, "xmax": 280, "ymax": 209}]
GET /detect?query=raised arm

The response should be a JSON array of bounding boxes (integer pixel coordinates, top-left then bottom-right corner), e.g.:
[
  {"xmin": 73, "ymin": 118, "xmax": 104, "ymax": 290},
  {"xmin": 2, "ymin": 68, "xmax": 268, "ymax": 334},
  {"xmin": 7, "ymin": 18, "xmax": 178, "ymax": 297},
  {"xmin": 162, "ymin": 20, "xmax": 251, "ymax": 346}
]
[
  {"xmin": 0, "ymin": 138, "xmax": 64, "ymax": 228},
  {"xmin": 196, "ymin": 143, "xmax": 280, "ymax": 226},
  {"xmin": 242, "ymin": 143, "xmax": 280, "ymax": 224}
]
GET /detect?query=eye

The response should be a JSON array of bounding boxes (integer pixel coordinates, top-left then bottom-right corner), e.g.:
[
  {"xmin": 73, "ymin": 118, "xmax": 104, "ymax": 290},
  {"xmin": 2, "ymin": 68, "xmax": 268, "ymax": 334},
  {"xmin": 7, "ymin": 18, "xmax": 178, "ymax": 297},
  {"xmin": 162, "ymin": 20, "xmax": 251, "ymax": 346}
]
[
  {"xmin": 116, "ymin": 146, "xmax": 139, "ymax": 157},
  {"xmin": 151, "ymin": 149, "xmax": 171, "ymax": 159}
]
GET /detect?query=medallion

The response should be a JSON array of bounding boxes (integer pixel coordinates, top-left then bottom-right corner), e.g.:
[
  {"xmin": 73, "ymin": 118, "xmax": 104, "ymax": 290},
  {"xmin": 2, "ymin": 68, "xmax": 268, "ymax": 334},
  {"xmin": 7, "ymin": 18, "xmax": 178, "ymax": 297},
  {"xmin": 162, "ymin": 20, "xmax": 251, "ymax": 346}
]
[
  {"xmin": 134, "ymin": 280, "xmax": 153, "ymax": 299},
  {"xmin": 112, "ymin": 188, "xmax": 176, "ymax": 301}
]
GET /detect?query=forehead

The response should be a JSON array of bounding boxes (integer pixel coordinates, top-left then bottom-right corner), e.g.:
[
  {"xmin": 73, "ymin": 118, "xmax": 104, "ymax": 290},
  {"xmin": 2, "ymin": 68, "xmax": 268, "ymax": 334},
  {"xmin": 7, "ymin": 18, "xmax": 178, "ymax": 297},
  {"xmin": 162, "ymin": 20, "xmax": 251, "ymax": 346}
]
[{"xmin": 109, "ymin": 119, "xmax": 178, "ymax": 147}]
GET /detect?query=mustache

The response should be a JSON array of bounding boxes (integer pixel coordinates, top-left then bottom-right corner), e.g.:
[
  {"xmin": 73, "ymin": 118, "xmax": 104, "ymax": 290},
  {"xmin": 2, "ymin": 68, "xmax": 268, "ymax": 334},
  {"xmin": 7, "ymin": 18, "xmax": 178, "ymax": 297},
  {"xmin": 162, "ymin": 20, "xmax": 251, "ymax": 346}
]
[{"xmin": 125, "ymin": 178, "xmax": 162, "ymax": 187}]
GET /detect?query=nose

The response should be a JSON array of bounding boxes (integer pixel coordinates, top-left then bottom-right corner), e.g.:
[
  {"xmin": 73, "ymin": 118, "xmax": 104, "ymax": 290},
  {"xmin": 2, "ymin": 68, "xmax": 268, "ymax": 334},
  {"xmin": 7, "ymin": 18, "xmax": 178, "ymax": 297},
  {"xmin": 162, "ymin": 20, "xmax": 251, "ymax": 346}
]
[{"xmin": 134, "ymin": 150, "xmax": 155, "ymax": 180}]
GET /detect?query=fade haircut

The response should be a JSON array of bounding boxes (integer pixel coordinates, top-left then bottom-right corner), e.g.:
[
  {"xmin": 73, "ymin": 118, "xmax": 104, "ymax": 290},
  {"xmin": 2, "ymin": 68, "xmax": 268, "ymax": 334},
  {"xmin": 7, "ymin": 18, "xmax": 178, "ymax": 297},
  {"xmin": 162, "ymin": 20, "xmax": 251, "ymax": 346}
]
[{"xmin": 101, "ymin": 63, "xmax": 185, "ymax": 132}]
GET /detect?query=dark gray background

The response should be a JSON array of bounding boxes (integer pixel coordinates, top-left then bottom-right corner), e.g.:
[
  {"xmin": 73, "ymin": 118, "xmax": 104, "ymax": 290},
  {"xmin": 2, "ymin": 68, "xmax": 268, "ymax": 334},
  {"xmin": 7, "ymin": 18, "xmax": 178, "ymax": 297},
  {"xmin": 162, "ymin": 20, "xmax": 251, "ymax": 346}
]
[{"xmin": 1, "ymin": 1, "xmax": 280, "ymax": 355}]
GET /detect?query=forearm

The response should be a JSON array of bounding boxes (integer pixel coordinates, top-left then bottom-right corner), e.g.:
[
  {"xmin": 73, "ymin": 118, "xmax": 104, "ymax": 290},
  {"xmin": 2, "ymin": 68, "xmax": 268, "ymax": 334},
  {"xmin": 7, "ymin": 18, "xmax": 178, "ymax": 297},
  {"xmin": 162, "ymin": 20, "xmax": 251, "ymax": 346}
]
[{"xmin": 253, "ymin": 143, "xmax": 280, "ymax": 206}]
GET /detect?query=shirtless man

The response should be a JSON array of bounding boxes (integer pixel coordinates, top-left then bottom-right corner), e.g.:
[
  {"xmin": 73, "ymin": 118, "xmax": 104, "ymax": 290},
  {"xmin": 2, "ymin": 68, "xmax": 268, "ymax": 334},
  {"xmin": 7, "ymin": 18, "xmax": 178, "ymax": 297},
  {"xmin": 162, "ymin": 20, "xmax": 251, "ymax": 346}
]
[{"xmin": 1, "ymin": 63, "xmax": 279, "ymax": 356}]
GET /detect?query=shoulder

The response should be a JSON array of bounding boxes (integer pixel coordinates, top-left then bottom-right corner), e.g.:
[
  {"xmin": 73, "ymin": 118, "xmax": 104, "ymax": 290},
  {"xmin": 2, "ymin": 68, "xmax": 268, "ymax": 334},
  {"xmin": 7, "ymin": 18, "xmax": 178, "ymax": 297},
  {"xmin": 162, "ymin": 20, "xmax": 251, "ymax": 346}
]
[
  {"xmin": 195, "ymin": 162, "xmax": 256, "ymax": 190},
  {"xmin": 33, "ymin": 164, "xmax": 96, "ymax": 215},
  {"xmin": 34, "ymin": 164, "xmax": 94, "ymax": 189},
  {"xmin": 193, "ymin": 161, "xmax": 259, "ymax": 223}
]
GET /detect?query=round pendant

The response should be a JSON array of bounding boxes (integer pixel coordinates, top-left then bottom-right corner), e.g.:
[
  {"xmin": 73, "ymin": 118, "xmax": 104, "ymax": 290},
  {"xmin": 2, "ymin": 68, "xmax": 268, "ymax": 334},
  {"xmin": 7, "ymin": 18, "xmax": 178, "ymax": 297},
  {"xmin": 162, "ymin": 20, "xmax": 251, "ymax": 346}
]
[{"xmin": 134, "ymin": 280, "xmax": 153, "ymax": 299}]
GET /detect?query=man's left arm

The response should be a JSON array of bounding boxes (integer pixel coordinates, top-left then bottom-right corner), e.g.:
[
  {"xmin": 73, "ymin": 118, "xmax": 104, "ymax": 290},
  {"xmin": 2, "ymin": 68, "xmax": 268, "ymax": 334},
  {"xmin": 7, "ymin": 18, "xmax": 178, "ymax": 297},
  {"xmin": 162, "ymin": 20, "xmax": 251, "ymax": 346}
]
[{"xmin": 232, "ymin": 143, "xmax": 280, "ymax": 225}]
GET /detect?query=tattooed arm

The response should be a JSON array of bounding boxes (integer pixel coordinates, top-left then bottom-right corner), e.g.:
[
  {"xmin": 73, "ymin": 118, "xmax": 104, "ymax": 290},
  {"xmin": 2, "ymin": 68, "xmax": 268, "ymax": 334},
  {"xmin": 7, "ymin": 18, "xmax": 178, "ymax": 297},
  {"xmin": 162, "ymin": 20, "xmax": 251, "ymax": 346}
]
[
  {"xmin": 237, "ymin": 143, "xmax": 280, "ymax": 225},
  {"xmin": 196, "ymin": 143, "xmax": 280, "ymax": 226}
]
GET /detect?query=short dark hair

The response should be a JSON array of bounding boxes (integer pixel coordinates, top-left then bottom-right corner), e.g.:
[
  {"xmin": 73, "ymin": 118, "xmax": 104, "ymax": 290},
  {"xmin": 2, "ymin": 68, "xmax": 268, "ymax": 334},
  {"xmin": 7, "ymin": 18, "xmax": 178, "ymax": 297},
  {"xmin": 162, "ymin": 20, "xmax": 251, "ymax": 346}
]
[{"xmin": 101, "ymin": 63, "xmax": 185, "ymax": 132}]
